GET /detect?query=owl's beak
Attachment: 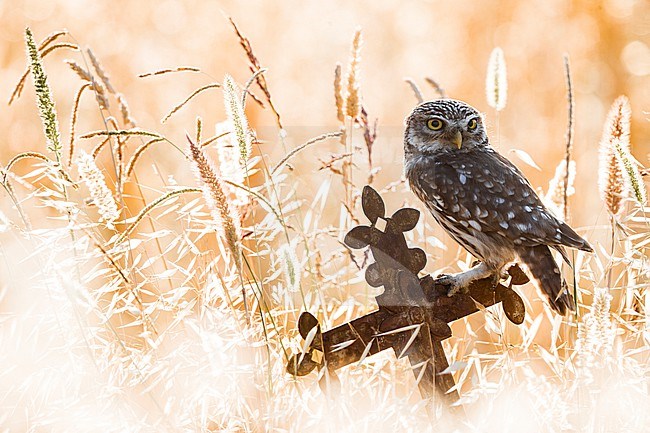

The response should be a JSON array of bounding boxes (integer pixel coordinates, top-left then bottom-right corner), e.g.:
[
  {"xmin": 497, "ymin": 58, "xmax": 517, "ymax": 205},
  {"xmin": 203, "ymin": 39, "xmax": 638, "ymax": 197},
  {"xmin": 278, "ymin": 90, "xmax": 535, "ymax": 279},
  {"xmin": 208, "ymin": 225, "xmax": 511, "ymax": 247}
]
[{"xmin": 451, "ymin": 130, "xmax": 463, "ymax": 149}]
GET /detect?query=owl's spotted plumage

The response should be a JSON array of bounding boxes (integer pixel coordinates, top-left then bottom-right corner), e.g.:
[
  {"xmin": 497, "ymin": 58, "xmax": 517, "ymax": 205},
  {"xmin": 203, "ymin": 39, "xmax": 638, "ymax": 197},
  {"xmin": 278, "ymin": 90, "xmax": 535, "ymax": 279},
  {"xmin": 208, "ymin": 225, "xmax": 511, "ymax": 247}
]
[{"xmin": 404, "ymin": 99, "xmax": 593, "ymax": 314}]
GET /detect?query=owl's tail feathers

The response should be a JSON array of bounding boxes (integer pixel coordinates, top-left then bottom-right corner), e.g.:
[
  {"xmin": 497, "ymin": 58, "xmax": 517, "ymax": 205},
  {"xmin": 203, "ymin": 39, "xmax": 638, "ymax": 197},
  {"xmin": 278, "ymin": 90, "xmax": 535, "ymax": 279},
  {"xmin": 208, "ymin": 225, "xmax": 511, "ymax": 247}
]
[
  {"xmin": 517, "ymin": 245, "xmax": 575, "ymax": 315},
  {"xmin": 557, "ymin": 221, "xmax": 594, "ymax": 253}
]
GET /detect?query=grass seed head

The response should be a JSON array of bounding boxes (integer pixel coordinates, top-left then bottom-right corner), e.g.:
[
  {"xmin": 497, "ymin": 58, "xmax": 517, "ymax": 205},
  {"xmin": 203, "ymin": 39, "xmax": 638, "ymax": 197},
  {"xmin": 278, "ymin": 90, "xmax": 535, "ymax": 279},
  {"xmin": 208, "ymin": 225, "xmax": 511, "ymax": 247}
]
[
  {"xmin": 614, "ymin": 139, "xmax": 647, "ymax": 205},
  {"xmin": 188, "ymin": 137, "xmax": 241, "ymax": 269},
  {"xmin": 278, "ymin": 241, "xmax": 301, "ymax": 293},
  {"xmin": 87, "ymin": 48, "xmax": 115, "ymax": 94},
  {"xmin": 223, "ymin": 74, "xmax": 252, "ymax": 163},
  {"xmin": 344, "ymin": 28, "xmax": 362, "ymax": 120},
  {"xmin": 486, "ymin": 47, "xmax": 508, "ymax": 111},
  {"xmin": 25, "ymin": 27, "xmax": 62, "ymax": 158},
  {"xmin": 545, "ymin": 159, "xmax": 576, "ymax": 219},
  {"xmin": 598, "ymin": 96, "xmax": 632, "ymax": 216},
  {"xmin": 116, "ymin": 93, "xmax": 136, "ymax": 127},
  {"xmin": 215, "ymin": 120, "xmax": 248, "ymax": 207},
  {"xmin": 65, "ymin": 59, "xmax": 110, "ymax": 109},
  {"xmin": 577, "ymin": 288, "xmax": 615, "ymax": 371},
  {"xmin": 76, "ymin": 150, "xmax": 119, "ymax": 228},
  {"xmin": 334, "ymin": 63, "xmax": 344, "ymax": 122}
]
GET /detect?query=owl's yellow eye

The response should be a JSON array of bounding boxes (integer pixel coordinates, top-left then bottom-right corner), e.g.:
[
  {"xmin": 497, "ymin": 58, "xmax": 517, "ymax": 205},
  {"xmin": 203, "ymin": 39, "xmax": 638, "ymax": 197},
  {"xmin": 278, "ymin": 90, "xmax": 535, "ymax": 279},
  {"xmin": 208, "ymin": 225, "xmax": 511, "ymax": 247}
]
[
  {"xmin": 467, "ymin": 118, "xmax": 478, "ymax": 131},
  {"xmin": 427, "ymin": 118, "xmax": 444, "ymax": 131}
]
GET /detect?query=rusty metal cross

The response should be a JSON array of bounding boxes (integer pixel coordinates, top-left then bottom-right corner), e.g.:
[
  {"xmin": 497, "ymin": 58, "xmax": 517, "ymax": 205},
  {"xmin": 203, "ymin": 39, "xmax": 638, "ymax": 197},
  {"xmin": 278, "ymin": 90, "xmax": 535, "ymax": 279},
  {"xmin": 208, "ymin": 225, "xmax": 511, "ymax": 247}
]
[{"xmin": 287, "ymin": 186, "xmax": 528, "ymax": 409}]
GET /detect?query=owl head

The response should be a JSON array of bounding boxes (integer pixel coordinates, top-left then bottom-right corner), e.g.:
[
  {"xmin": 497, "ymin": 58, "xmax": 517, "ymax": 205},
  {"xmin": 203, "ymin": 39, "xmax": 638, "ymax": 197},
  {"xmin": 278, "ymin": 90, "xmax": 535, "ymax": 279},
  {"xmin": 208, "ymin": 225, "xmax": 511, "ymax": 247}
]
[{"xmin": 404, "ymin": 99, "xmax": 488, "ymax": 154}]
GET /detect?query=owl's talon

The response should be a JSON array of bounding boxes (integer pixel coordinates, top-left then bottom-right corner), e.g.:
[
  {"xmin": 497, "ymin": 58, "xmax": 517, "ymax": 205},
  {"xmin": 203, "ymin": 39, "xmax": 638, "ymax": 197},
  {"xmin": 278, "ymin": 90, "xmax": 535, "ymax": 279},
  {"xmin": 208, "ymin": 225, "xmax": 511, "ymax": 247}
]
[{"xmin": 435, "ymin": 274, "xmax": 469, "ymax": 297}]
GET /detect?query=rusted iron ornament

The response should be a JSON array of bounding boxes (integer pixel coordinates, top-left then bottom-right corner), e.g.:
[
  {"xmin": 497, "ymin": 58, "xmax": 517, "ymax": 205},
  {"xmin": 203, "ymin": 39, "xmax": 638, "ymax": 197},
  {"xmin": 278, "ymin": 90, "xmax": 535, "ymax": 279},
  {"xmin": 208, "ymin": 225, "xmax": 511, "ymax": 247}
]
[{"xmin": 287, "ymin": 186, "xmax": 528, "ymax": 407}]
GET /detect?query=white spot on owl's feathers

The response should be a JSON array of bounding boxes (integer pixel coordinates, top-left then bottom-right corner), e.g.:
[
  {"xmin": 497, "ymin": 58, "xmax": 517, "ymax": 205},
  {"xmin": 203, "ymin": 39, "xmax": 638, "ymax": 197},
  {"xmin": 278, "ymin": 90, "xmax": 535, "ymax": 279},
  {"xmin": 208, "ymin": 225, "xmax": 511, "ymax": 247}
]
[
  {"xmin": 514, "ymin": 222, "xmax": 531, "ymax": 231},
  {"xmin": 468, "ymin": 220, "xmax": 482, "ymax": 231}
]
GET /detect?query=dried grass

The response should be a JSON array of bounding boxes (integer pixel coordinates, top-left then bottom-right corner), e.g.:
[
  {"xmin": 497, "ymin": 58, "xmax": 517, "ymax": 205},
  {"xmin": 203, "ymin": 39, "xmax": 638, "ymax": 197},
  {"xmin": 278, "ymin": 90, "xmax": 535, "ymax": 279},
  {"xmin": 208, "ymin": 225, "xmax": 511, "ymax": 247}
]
[
  {"xmin": 161, "ymin": 83, "xmax": 221, "ymax": 123},
  {"xmin": 544, "ymin": 159, "xmax": 576, "ymax": 219},
  {"xmin": 188, "ymin": 136, "xmax": 242, "ymax": 270},
  {"xmin": 404, "ymin": 77, "xmax": 424, "ymax": 104},
  {"xmin": 223, "ymin": 74, "xmax": 252, "ymax": 163},
  {"xmin": 425, "ymin": 77, "xmax": 447, "ymax": 99},
  {"xmin": 598, "ymin": 96, "xmax": 631, "ymax": 216},
  {"xmin": 138, "ymin": 66, "xmax": 201, "ymax": 77},
  {"xmin": 65, "ymin": 59, "xmax": 110, "ymax": 109},
  {"xmin": 9, "ymin": 32, "xmax": 78, "ymax": 105},
  {"xmin": 485, "ymin": 47, "xmax": 507, "ymax": 111},
  {"xmin": 76, "ymin": 150, "xmax": 119, "ymax": 228},
  {"xmin": 334, "ymin": 63, "xmax": 345, "ymax": 122},
  {"xmin": 344, "ymin": 28, "xmax": 362, "ymax": 120},
  {"xmin": 229, "ymin": 17, "xmax": 283, "ymax": 128},
  {"xmin": 562, "ymin": 54, "xmax": 574, "ymax": 221},
  {"xmin": 25, "ymin": 28, "xmax": 62, "ymax": 158},
  {"xmin": 68, "ymin": 83, "xmax": 91, "ymax": 166},
  {"xmin": 87, "ymin": 48, "xmax": 115, "ymax": 94},
  {"xmin": 1, "ymin": 21, "xmax": 649, "ymax": 433}
]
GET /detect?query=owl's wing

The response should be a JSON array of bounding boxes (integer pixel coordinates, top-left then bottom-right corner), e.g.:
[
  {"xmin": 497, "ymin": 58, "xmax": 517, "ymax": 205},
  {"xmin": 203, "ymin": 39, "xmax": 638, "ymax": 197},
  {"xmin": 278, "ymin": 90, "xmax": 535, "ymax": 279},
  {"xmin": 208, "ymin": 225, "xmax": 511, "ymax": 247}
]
[{"xmin": 414, "ymin": 148, "xmax": 592, "ymax": 251}]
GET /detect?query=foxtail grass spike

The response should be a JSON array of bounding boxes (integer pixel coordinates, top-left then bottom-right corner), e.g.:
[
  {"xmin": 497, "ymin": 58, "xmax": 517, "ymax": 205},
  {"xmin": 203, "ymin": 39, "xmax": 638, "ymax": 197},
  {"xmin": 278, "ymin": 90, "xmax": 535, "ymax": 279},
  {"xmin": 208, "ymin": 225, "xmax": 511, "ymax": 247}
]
[
  {"xmin": 334, "ymin": 63, "xmax": 344, "ymax": 122},
  {"xmin": 544, "ymin": 159, "xmax": 576, "ymax": 219},
  {"xmin": 486, "ymin": 47, "xmax": 507, "ymax": 111},
  {"xmin": 25, "ymin": 27, "xmax": 62, "ymax": 159},
  {"xmin": 188, "ymin": 136, "xmax": 242, "ymax": 270},
  {"xmin": 65, "ymin": 59, "xmax": 110, "ymax": 109},
  {"xmin": 278, "ymin": 241, "xmax": 301, "ymax": 293},
  {"xmin": 598, "ymin": 96, "xmax": 631, "ymax": 215},
  {"xmin": 76, "ymin": 150, "xmax": 119, "ymax": 228},
  {"xmin": 215, "ymin": 120, "xmax": 247, "ymax": 206},
  {"xmin": 404, "ymin": 78, "xmax": 424, "ymax": 104},
  {"xmin": 223, "ymin": 75, "xmax": 252, "ymax": 163},
  {"xmin": 117, "ymin": 94, "xmax": 136, "ymax": 127},
  {"xmin": 87, "ymin": 48, "xmax": 115, "ymax": 94},
  {"xmin": 344, "ymin": 28, "xmax": 362, "ymax": 119},
  {"xmin": 614, "ymin": 140, "xmax": 647, "ymax": 205}
]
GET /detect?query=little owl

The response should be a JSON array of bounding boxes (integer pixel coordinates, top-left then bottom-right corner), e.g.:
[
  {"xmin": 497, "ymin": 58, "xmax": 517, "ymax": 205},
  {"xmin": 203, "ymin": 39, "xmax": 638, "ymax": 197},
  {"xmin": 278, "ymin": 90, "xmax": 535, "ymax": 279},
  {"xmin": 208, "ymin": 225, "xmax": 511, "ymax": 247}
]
[{"xmin": 404, "ymin": 99, "xmax": 592, "ymax": 314}]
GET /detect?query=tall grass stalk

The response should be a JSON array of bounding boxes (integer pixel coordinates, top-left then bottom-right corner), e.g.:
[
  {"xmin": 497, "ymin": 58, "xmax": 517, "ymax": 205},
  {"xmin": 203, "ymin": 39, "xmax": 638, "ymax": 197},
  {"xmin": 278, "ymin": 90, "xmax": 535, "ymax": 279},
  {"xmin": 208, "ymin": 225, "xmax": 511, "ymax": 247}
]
[
  {"xmin": 25, "ymin": 28, "xmax": 62, "ymax": 160},
  {"xmin": 4, "ymin": 24, "xmax": 650, "ymax": 433}
]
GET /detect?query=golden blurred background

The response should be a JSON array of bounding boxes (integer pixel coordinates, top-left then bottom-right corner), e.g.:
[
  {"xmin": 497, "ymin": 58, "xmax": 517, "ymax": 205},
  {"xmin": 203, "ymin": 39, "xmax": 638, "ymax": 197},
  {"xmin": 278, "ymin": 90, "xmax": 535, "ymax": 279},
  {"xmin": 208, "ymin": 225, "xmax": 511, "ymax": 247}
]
[
  {"xmin": 1, "ymin": 0, "xmax": 648, "ymax": 231},
  {"xmin": 0, "ymin": 0, "xmax": 647, "ymax": 272},
  {"xmin": 0, "ymin": 2, "xmax": 649, "ymax": 428}
]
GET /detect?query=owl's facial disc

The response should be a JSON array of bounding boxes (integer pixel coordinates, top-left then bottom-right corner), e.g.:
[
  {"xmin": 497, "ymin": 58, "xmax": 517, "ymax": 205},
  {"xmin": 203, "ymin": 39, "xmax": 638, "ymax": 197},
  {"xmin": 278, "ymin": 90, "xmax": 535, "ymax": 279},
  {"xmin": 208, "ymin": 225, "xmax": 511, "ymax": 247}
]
[
  {"xmin": 424, "ymin": 118, "xmax": 465, "ymax": 149},
  {"xmin": 404, "ymin": 99, "xmax": 488, "ymax": 154}
]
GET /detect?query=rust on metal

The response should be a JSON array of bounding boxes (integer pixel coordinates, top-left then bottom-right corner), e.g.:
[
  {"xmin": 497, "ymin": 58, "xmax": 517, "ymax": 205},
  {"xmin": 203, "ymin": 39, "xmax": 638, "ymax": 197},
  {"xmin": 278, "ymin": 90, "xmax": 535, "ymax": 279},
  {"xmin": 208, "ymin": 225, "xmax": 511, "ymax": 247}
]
[{"xmin": 287, "ymin": 185, "xmax": 528, "ymax": 409}]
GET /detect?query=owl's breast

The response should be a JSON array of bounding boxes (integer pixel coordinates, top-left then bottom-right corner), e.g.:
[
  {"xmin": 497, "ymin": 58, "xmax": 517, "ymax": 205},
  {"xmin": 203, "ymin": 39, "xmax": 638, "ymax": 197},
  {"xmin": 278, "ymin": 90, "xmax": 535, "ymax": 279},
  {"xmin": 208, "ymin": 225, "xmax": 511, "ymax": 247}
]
[{"xmin": 405, "ymin": 152, "xmax": 455, "ymax": 213}]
